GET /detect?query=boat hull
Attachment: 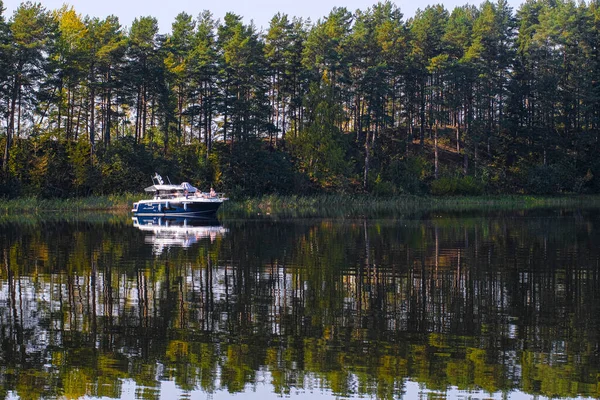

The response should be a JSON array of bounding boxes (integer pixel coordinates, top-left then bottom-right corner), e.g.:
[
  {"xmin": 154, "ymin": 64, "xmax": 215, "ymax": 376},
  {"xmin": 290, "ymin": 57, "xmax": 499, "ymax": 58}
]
[{"xmin": 132, "ymin": 199, "xmax": 223, "ymax": 217}]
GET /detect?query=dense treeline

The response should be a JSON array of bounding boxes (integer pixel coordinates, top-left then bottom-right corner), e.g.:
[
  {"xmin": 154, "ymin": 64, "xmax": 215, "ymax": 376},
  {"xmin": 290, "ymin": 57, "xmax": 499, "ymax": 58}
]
[{"xmin": 0, "ymin": 0, "xmax": 599, "ymax": 198}]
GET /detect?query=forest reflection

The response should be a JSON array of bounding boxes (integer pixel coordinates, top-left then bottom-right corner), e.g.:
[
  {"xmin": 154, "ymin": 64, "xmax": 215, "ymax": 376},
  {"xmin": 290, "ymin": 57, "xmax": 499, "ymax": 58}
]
[{"xmin": 1, "ymin": 210, "xmax": 599, "ymax": 399}]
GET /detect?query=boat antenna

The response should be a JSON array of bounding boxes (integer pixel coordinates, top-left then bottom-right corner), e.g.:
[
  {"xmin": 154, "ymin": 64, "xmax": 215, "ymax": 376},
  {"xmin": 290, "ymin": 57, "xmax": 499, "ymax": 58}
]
[
  {"xmin": 167, "ymin": 176, "xmax": 172, "ymax": 184},
  {"xmin": 153, "ymin": 172, "xmax": 164, "ymax": 185}
]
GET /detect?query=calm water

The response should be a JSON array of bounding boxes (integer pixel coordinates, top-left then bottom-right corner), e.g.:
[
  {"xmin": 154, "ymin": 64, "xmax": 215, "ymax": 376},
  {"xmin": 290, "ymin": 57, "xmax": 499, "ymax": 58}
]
[{"xmin": 1, "ymin": 210, "xmax": 600, "ymax": 399}]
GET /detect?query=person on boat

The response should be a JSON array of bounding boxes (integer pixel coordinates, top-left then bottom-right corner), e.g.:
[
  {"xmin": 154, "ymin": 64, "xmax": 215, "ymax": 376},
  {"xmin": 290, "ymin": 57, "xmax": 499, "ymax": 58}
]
[{"xmin": 210, "ymin": 187, "xmax": 216, "ymax": 197}]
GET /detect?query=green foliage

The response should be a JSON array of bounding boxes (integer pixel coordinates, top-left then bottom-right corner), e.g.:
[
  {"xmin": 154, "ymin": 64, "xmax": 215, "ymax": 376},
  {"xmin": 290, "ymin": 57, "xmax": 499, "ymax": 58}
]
[
  {"xmin": 287, "ymin": 83, "xmax": 350, "ymax": 189},
  {"xmin": 34, "ymin": 142, "xmax": 74, "ymax": 198},
  {"xmin": 430, "ymin": 175, "xmax": 485, "ymax": 196},
  {"xmin": 525, "ymin": 162, "xmax": 577, "ymax": 195},
  {"xmin": 372, "ymin": 174, "xmax": 398, "ymax": 196},
  {"xmin": 7, "ymin": 139, "xmax": 33, "ymax": 190},
  {"xmin": 173, "ymin": 143, "xmax": 210, "ymax": 185},
  {"xmin": 9, "ymin": 138, "xmax": 75, "ymax": 198},
  {"xmin": 96, "ymin": 137, "xmax": 156, "ymax": 194},
  {"xmin": 68, "ymin": 140, "xmax": 97, "ymax": 196},
  {"xmin": 383, "ymin": 156, "xmax": 430, "ymax": 195},
  {"xmin": 219, "ymin": 139, "xmax": 302, "ymax": 197}
]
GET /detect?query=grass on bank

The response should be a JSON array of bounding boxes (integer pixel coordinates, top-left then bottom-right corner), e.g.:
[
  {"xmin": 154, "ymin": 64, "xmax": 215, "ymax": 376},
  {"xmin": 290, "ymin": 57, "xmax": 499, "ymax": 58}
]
[
  {"xmin": 0, "ymin": 193, "xmax": 140, "ymax": 213},
  {"xmin": 225, "ymin": 194, "xmax": 600, "ymax": 218},
  {"xmin": 2, "ymin": 193, "xmax": 600, "ymax": 218}
]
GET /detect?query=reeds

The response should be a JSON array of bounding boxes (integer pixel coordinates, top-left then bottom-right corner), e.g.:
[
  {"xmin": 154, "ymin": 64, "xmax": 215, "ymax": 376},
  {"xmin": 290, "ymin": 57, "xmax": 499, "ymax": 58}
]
[
  {"xmin": 0, "ymin": 193, "xmax": 141, "ymax": 213},
  {"xmin": 1, "ymin": 193, "xmax": 599, "ymax": 218},
  {"xmin": 223, "ymin": 194, "xmax": 600, "ymax": 218}
]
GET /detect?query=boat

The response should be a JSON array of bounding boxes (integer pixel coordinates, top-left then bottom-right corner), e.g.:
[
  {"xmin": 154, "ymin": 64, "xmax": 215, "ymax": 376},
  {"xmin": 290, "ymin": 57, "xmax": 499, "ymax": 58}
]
[
  {"xmin": 132, "ymin": 216, "xmax": 228, "ymax": 254},
  {"xmin": 132, "ymin": 173, "xmax": 227, "ymax": 217}
]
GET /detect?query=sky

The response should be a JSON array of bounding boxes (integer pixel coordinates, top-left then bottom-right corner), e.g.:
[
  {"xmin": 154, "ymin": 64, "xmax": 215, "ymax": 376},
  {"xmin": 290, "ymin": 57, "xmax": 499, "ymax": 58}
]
[{"xmin": 1, "ymin": 0, "xmax": 525, "ymax": 33}]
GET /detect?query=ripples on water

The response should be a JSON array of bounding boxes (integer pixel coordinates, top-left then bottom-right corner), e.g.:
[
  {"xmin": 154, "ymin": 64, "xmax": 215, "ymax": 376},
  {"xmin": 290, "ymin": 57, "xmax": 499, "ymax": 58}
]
[{"xmin": 0, "ymin": 210, "xmax": 599, "ymax": 399}]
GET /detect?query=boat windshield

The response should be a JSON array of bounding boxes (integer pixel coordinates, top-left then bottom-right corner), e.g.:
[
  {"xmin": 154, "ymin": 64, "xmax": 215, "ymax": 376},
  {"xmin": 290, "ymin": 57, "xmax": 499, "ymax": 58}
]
[
  {"xmin": 154, "ymin": 190, "xmax": 179, "ymax": 199},
  {"xmin": 145, "ymin": 183, "xmax": 199, "ymax": 199}
]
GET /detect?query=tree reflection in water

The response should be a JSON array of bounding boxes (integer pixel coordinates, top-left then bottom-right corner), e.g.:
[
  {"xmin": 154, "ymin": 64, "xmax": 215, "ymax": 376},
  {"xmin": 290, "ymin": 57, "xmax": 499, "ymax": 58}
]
[{"xmin": 0, "ymin": 210, "xmax": 599, "ymax": 399}]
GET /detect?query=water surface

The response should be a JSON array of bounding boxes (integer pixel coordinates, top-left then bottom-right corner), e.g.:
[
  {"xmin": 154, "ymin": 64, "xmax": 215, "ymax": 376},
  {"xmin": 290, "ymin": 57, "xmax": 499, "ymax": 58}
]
[{"xmin": 1, "ymin": 209, "xmax": 599, "ymax": 399}]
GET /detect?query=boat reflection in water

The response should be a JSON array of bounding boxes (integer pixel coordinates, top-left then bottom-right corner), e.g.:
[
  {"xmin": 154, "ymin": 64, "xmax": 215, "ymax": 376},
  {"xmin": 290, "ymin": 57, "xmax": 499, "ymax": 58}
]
[{"xmin": 132, "ymin": 216, "xmax": 228, "ymax": 253}]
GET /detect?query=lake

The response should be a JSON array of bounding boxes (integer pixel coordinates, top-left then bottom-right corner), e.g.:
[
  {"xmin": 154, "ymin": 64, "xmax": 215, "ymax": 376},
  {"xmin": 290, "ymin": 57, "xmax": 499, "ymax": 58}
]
[{"xmin": 1, "ymin": 209, "xmax": 599, "ymax": 399}]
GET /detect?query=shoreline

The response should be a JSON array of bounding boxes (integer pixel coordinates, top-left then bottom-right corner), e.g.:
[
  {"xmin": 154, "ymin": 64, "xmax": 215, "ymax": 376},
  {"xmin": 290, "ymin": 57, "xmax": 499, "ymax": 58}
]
[{"xmin": 2, "ymin": 194, "xmax": 600, "ymax": 218}]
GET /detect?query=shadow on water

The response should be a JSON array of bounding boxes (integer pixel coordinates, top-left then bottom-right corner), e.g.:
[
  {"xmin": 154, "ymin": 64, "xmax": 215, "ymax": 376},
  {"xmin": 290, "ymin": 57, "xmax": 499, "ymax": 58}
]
[{"xmin": 0, "ymin": 208, "xmax": 599, "ymax": 399}]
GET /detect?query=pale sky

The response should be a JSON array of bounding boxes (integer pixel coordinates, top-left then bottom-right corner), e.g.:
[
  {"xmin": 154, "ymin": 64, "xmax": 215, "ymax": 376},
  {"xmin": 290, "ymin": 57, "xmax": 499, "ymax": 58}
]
[{"xmin": 1, "ymin": 0, "xmax": 525, "ymax": 33}]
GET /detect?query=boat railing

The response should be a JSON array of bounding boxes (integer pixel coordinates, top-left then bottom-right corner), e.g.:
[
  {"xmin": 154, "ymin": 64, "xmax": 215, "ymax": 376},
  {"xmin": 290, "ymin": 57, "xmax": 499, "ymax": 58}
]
[
  {"xmin": 149, "ymin": 189, "xmax": 227, "ymax": 201},
  {"xmin": 191, "ymin": 191, "xmax": 227, "ymax": 199}
]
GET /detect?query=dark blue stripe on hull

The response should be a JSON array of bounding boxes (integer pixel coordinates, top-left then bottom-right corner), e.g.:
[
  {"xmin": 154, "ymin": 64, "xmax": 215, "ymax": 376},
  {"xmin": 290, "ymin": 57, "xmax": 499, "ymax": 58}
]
[{"xmin": 133, "ymin": 201, "xmax": 222, "ymax": 216}]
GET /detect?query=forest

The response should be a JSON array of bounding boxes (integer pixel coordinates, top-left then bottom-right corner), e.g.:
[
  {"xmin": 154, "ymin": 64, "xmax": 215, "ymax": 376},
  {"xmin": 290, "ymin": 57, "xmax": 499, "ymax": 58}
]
[{"xmin": 0, "ymin": 0, "xmax": 599, "ymax": 198}]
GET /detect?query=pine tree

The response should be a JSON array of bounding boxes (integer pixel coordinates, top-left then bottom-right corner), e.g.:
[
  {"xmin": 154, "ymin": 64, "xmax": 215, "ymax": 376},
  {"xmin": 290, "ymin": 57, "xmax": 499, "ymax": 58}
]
[
  {"xmin": 3, "ymin": 2, "xmax": 54, "ymax": 174},
  {"xmin": 189, "ymin": 10, "xmax": 218, "ymax": 157},
  {"xmin": 165, "ymin": 12, "xmax": 195, "ymax": 144},
  {"xmin": 126, "ymin": 16, "xmax": 161, "ymax": 145},
  {"xmin": 218, "ymin": 13, "xmax": 271, "ymax": 146}
]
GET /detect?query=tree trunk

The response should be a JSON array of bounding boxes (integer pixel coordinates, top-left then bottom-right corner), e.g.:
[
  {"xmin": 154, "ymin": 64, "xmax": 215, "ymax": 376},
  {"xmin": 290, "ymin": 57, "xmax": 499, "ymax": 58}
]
[
  {"xmin": 207, "ymin": 96, "xmax": 212, "ymax": 159},
  {"xmin": 57, "ymin": 78, "xmax": 63, "ymax": 138},
  {"xmin": 420, "ymin": 81, "xmax": 425, "ymax": 149},
  {"xmin": 434, "ymin": 124, "xmax": 439, "ymax": 180},
  {"xmin": 105, "ymin": 70, "xmax": 112, "ymax": 146},
  {"xmin": 4, "ymin": 71, "xmax": 21, "ymax": 174},
  {"xmin": 178, "ymin": 84, "xmax": 183, "ymax": 145},
  {"xmin": 75, "ymin": 96, "xmax": 83, "ymax": 141},
  {"xmin": 135, "ymin": 87, "xmax": 141, "ymax": 143},
  {"xmin": 223, "ymin": 83, "xmax": 228, "ymax": 145},
  {"xmin": 142, "ymin": 83, "xmax": 148, "ymax": 140},
  {"xmin": 90, "ymin": 83, "xmax": 96, "ymax": 150},
  {"xmin": 89, "ymin": 62, "xmax": 96, "ymax": 153},
  {"xmin": 456, "ymin": 115, "xmax": 460, "ymax": 153},
  {"xmin": 17, "ymin": 85, "xmax": 22, "ymax": 140},
  {"xmin": 281, "ymin": 95, "xmax": 287, "ymax": 147},
  {"xmin": 66, "ymin": 87, "xmax": 72, "ymax": 141},
  {"xmin": 363, "ymin": 131, "xmax": 370, "ymax": 191}
]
